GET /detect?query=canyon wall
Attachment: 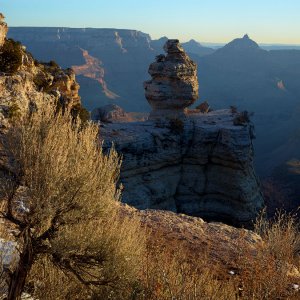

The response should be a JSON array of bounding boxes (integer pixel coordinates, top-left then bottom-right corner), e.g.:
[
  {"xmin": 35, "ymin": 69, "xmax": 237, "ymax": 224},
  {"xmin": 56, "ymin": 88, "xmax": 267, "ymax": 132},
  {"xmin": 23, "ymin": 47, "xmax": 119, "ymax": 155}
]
[
  {"xmin": 102, "ymin": 110, "xmax": 263, "ymax": 226},
  {"xmin": 102, "ymin": 40, "xmax": 264, "ymax": 226}
]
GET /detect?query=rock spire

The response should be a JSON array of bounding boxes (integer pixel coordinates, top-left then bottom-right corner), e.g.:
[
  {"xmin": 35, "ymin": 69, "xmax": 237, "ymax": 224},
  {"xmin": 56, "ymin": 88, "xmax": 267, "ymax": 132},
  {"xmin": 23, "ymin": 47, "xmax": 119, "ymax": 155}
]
[{"xmin": 144, "ymin": 39, "xmax": 199, "ymax": 119}]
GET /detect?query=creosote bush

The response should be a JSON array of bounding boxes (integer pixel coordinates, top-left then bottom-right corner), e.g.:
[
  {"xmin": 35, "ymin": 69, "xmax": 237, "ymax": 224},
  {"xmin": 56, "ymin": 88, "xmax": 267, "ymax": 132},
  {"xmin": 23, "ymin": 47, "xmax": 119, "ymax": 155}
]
[
  {"xmin": 0, "ymin": 102, "xmax": 145, "ymax": 299},
  {"xmin": 0, "ymin": 38, "xmax": 23, "ymax": 74}
]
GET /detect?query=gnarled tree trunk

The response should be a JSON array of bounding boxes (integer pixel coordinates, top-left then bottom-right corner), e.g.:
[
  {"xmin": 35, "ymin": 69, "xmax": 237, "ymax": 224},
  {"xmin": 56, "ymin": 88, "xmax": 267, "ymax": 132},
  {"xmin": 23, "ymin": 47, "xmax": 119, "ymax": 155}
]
[{"xmin": 7, "ymin": 228, "xmax": 33, "ymax": 300}]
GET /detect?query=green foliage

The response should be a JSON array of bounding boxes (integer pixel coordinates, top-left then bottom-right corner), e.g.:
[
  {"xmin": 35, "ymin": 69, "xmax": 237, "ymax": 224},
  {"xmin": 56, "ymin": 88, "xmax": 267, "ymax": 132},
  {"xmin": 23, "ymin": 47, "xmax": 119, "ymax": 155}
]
[
  {"xmin": 168, "ymin": 118, "xmax": 184, "ymax": 134},
  {"xmin": 33, "ymin": 71, "xmax": 52, "ymax": 91},
  {"xmin": 0, "ymin": 38, "xmax": 23, "ymax": 74},
  {"xmin": 48, "ymin": 60, "xmax": 59, "ymax": 68}
]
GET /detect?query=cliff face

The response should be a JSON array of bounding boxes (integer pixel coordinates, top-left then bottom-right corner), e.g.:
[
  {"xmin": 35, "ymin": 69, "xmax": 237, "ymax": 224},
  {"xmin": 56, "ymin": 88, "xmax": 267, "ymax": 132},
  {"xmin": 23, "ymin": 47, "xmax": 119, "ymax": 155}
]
[
  {"xmin": 102, "ymin": 40, "xmax": 263, "ymax": 226},
  {"xmin": 102, "ymin": 110, "xmax": 263, "ymax": 226},
  {"xmin": 0, "ymin": 21, "xmax": 81, "ymax": 131},
  {"xmin": 8, "ymin": 27, "xmax": 154, "ymax": 111},
  {"xmin": 0, "ymin": 16, "xmax": 84, "ymax": 293}
]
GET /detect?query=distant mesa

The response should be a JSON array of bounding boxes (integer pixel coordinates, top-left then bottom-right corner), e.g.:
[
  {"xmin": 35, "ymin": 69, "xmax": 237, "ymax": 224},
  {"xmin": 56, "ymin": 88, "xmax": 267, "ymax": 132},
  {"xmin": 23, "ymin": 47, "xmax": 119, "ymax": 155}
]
[
  {"xmin": 144, "ymin": 39, "xmax": 199, "ymax": 119},
  {"xmin": 216, "ymin": 34, "xmax": 263, "ymax": 54},
  {"xmin": 181, "ymin": 39, "xmax": 215, "ymax": 57}
]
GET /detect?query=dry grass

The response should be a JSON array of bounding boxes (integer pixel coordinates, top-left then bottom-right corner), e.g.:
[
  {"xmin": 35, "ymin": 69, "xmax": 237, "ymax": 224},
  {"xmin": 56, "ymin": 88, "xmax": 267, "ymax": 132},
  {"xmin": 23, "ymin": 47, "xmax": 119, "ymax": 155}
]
[
  {"xmin": 134, "ymin": 211, "xmax": 300, "ymax": 300},
  {"xmin": 1, "ymin": 102, "xmax": 300, "ymax": 299},
  {"xmin": 255, "ymin": 211, "xmax": 300, "ymax": 266},
  {"xmin": 139, "ymin": 243, "xmax": 236, "ymax": 300},
  {"xmin": 0, "ymin": 102, "xmax": 145, "ymax": 298}
]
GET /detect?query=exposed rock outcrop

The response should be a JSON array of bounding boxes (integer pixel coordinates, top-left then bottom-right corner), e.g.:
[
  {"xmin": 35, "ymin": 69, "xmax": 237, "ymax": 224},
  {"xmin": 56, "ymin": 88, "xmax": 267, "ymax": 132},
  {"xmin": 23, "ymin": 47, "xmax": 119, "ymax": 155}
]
[
  {"xmin": 0, "ymin": 16, "xmax": 85, "ymax": 295},
  {"xmin": 102, "ymin": 109, "xmax": 264, "ymax": 227},
  {"xmin": 102, "ymin": 39, "xmax": 263, "ymax": 226},
  {"xmin": 144, "ymin": 39, "xmax": 198, "ymax": 119},
  {"xmin": 72, "ymin": 48, "xmax": 119, "ymax": 99},
  {"xmin": 91, "ymin": 104, "xmax": 129, "ymax": 123},
  {"xmin": 0, "ymin": 13, "xmax": 7, "ymax": 48},
  {"xmin": 0, "ymin": 49, "xmax": 81, "ymax": 131},
  {"xmin": 0, "ymin": 13, "xmax": 84, "ymax": 141},
  {"xmin": 123, "ymin": 205, "xmax": 263, "ymax": 269}
]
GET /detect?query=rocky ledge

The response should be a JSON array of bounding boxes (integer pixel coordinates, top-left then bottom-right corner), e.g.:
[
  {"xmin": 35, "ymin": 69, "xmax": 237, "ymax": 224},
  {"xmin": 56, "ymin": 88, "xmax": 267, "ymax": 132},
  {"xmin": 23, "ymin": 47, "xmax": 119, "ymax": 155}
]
[
  {"xmin": 102, "ymin": 39, "xmax": 263, "ymax": 227},
  {"xmin": 102, "ymin": 109, "xmax": 264, "ymax": 227}
]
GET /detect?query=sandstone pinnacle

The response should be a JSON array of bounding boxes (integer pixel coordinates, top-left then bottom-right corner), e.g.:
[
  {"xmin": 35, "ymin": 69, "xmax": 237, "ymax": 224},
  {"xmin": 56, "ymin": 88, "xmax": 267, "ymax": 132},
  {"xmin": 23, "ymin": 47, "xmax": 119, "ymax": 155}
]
[{"xmin": 144, "ymin": 39, "xmax": 199, "ymax": 120}]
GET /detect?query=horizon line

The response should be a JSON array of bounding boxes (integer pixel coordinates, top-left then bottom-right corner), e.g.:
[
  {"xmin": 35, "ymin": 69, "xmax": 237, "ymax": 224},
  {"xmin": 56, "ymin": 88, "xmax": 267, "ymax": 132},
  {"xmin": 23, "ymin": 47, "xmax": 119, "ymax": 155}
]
[{"xmin": 7, "ymin": 25, "xmax": 300, "ymax": 47}]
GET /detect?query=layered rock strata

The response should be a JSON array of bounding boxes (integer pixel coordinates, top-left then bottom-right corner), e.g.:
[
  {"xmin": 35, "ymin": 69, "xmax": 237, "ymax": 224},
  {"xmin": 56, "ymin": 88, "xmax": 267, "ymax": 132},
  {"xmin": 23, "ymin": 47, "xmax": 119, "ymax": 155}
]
[
  {"xmin": 102, "ymin": 39, "xmax": 263, "ymax": 226},
  {"xmin": 0, "ymin": 57, "xmax": 81, "ymax": 131},
  {"xmin": 102, "ymin": 109, "xmax": 264, "ymax": 227},
  {"xmin": 144, "ymin": 39, "xmax": 198, "ymax": 119}
]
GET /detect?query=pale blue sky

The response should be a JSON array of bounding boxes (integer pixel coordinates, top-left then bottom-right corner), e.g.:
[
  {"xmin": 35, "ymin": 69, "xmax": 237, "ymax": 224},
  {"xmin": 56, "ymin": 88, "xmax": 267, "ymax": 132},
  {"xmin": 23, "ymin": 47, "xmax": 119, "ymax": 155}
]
[{"xmin": 1, "ymin": 0, "xmax": 300, "ymax": 44}]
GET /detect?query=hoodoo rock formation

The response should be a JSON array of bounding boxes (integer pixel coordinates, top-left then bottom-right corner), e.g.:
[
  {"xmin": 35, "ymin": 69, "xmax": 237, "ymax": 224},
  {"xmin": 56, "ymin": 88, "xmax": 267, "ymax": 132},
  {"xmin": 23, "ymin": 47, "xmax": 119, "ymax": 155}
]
[
  {"xmin": 103, "ymin": 40, "xmax": 264, "ymax": 227},
  {"xmin": 144, "ymin": 39, "xmax": 199, "ymax": 119}
]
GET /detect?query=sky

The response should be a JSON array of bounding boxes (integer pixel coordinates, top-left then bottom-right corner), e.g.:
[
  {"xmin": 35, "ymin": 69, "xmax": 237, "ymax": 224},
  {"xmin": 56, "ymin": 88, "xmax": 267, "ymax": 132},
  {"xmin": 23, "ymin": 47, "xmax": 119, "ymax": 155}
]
[{"xmin": 1, "ymin": 0, "xmax": 300, "ymax": 44}]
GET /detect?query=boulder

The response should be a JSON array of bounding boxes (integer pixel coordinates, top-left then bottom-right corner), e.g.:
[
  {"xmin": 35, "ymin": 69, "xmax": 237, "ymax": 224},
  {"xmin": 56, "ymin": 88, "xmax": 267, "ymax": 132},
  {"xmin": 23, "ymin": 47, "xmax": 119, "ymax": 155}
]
[{"xmin": 91, "ymin": 104, "xmax": 129, "ymax": 123}]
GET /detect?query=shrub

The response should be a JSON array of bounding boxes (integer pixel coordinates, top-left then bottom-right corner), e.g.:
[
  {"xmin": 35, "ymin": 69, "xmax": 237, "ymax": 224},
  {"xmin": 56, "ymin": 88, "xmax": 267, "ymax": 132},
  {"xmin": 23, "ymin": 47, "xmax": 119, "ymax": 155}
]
[
  {"xmin": 0, "ymin": 102, "xmax": 145, "ymax": 299},
  {"xmin": 0, "ymin": 39, "xmax": 23, "ymax": 74},
  {"xmin": 48, "ymin": 60, "xmax": 59, "ymax": 69},
  {"xmin": 230, "ymin": 105, "xmax": 238, "ymax": 114},
  {"xmin": 7, "ymin": 103, "xmax": 21, "ymax": 120},
  {"xmin": 196, "ymin": 101, "xmax": 210, "ymax": 113},
  {"xmin": 168, "ymin": 118, "xmax": 184, "ymax": 134},
  {"xmin": 230, "ymin": 211, "xmax": 300, "ymax": 299},
  {"xmin": 71, "ymin": 103, "xmax": 90, "ymax": 123},
  {"xmin": 33, "ymin": 71, "xmax": 52, "ymax": 91},
  {"xmin": 139, "ymin": 244, "xmax": 236, "ymax": 300},
  {"xmin": 233, "ymin": 110, "xmax": 253, "ymax": 126},
  {"xmin": 254, "ymin": 210, "xmax": 300, "ymax": 266},
  {"xmin": 136, "ymin": 211, "xmax": 300, "ymax": 300}
]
